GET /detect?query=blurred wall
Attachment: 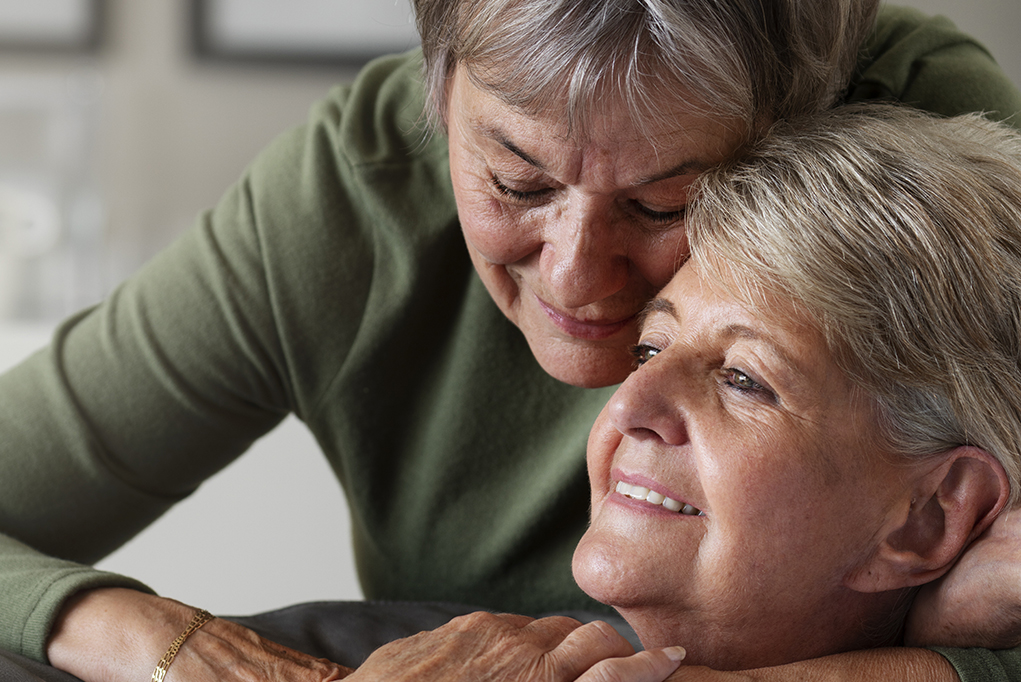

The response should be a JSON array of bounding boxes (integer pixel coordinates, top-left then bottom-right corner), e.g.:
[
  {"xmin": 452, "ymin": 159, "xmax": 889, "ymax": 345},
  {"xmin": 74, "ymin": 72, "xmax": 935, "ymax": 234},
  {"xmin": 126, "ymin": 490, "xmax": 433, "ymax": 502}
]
[{"xmin": 0, "ymin": 0, "xmax": 361, "ymax": 315}]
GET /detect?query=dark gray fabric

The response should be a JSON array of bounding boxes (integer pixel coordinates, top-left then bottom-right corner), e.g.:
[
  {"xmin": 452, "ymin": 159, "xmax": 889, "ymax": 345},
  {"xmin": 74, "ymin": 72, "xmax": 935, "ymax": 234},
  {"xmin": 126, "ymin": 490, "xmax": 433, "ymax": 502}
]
[
  {"xmin": 230, "ymin": 601, "xmax": 642, "ymax": 668},
  {"xmin": 0, "ymin": 601, "xmax": 639, "ymax": 681},
  {"xmin": 0, "ymin": 651, "xmax": 80, "ymax": 682}
]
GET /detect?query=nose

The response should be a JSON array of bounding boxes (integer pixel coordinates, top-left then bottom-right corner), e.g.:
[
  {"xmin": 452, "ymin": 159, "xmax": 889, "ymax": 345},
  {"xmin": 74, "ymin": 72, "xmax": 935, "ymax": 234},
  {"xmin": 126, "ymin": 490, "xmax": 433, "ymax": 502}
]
[
  {"xmin": 540, "ymin": 196, "xmax": 630, "ymax": 309},
  {"xmin": 608, "ymin": 353, "xmax": 690, "ymax": 446}
]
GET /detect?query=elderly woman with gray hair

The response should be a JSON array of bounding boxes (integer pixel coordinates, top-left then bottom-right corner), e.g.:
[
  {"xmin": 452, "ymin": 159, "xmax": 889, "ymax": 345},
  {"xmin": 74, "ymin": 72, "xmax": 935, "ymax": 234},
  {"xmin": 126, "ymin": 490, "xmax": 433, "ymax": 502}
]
[
  {"xmin": 344, "ymin": 105, "xmax": 1021, "ymax": 681},
  {"xmin": 3, "ymin": 1, "xmax": 1021, "ymax": 681}
]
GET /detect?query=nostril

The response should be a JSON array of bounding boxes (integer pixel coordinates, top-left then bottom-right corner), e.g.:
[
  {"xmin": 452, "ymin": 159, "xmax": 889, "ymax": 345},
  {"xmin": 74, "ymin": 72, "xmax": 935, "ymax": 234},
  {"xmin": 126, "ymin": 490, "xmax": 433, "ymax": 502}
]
[{"xmin": 626, "ymin": 426, "xmax": 662, "ymax": 440}]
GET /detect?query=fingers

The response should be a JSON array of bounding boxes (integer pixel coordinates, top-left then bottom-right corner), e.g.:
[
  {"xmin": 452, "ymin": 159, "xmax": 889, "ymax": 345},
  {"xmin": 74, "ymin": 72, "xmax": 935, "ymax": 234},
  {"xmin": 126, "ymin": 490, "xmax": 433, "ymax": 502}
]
[
  {"xmin": 541, "ymin": 620, "xmax": 638, "ymax": 679},
  {"xmin": 575, "ymin": 647, "xmax": 686, "ymax": 682}
]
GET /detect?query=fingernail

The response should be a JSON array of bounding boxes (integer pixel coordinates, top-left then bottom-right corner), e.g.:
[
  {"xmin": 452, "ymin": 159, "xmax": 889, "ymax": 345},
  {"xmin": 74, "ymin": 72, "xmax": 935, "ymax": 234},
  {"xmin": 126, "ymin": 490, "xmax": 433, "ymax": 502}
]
[{"xmin": 664, "ymin": 646, "xmax": 686, "ymax": 662}]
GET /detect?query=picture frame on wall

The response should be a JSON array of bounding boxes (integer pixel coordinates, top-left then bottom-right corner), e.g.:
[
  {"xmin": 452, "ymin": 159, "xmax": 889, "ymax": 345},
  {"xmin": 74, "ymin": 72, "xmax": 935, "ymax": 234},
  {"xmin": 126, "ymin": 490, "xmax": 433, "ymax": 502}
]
[
  {"xmin": 191, "ymin": 0, "xmax": 420, "ymax": 66},
  {"xmin": 0, "ymin": 0, "xmax": 104, "ymax": 52}
]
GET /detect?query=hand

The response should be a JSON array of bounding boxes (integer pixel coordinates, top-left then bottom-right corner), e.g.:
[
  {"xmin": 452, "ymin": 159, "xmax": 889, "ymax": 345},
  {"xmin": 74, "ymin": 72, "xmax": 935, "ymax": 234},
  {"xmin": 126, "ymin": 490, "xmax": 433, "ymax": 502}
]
[
  {"xmin": 345, "ymin": 611, "xmax": 684, "ymax": 682},
  {"xmin": 906, "ymin": 508, "xmax": 1021, "ymax": 648},
  {"xmin": 47, "ymin": 587, "xmax": 352, "ymax": 681}
]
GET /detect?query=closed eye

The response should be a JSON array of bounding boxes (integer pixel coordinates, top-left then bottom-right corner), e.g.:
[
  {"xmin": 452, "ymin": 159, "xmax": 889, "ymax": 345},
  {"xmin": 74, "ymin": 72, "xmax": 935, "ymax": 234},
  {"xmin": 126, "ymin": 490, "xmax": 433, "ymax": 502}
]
[
  {"xmin": 631, "ymin": 201, "xmax": 686, "ymax": 225},
  {"xmin": 491, "ymin": 174, "xmax": 553, "ymax": 202}
]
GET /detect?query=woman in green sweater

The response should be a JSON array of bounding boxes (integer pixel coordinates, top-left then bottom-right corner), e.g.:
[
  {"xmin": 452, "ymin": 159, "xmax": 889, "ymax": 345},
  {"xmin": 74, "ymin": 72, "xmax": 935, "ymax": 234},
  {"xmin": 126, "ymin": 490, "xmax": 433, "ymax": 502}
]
[{"xmin": 4, "ymin": 1, "xmax": 1021, "ymax": 681}]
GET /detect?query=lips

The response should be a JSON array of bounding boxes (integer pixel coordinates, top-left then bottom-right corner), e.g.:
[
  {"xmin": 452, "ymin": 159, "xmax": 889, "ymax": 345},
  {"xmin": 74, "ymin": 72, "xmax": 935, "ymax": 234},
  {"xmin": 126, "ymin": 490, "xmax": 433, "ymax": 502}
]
[
  {"xmin": 536, "ymin": 298, "xmax": 636, "ymax": 340},
  {"xmin": 611, "ymin": 470, "xmax": 704, "ymax": 516}
]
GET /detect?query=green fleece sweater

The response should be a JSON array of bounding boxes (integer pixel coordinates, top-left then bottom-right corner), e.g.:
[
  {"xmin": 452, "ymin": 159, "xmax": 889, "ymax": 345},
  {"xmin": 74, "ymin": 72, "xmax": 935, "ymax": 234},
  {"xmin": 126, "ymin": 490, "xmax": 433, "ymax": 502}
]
[{"xmin": 1, "ymin": 5, "xmax": 1019, "ymax": 679}]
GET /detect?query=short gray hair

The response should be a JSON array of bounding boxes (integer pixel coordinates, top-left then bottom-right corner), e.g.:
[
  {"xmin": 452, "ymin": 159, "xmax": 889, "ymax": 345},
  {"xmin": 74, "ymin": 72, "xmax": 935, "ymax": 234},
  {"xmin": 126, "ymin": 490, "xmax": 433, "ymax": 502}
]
[
  {"xmin": 412, "ymin": 0, "xmax": 879, "ymax": 137},
  {"xmin": 687, "ymin": 105, "xmax": 1021, "ymax": 504}
]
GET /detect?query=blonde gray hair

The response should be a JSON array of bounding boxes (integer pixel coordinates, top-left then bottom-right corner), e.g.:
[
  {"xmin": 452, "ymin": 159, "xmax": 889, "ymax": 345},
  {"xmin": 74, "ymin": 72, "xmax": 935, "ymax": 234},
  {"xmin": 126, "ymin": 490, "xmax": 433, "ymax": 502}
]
[
  {"xmin": 687, "ymin": 105, "xmax": 1021, "ymax": 504},
  {"xmin": 412, "ymin": 0, "xmax": 878, "ymax": 137}
]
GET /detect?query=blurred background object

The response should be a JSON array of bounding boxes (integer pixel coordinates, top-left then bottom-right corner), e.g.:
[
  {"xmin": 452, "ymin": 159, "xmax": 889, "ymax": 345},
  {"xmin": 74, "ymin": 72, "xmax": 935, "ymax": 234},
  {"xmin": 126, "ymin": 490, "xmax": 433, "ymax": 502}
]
[
  {"xmin": 0, "ymin": 0, "xmax": 416, "ymax": 323},
  {"xmin": 0, "ymin": 0, "xmax": 102, "ymax": 52},
  {"xmin": 0, "ymin": 0, "xmax": 1016, "ymax": 616},
  {"xmin": 193, "ymin": 0, "xmax": 418, "ymax": 64}
]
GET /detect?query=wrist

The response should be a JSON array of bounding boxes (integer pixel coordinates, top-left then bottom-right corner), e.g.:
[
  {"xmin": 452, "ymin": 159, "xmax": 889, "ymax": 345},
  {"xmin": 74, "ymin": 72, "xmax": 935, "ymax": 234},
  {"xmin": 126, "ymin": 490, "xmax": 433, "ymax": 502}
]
[{"xmin": 47, "ymin": 588, "xmax": 199, "ymax": 682}]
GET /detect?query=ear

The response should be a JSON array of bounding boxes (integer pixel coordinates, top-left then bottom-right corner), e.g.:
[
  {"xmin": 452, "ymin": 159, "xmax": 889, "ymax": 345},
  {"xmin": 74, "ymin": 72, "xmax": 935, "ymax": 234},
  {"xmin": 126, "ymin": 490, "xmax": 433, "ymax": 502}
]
[{"xmin": 846, "ymin": 446, "xmax": 1009, "ymax": 593}]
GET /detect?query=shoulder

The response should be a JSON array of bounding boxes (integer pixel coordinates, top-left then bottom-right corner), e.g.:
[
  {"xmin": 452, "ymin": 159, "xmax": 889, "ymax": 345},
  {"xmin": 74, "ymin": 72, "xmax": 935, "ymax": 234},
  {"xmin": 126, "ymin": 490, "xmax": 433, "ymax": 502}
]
[
  {"xmin": 252, "ymin": 49, "xmax": 449, "ymax": 186},
  {"xmin": 850, "ymin": 5, "xmax": 1021, "ymax": 125},
  {"xmin": 240, "ymin": 49, "xmax": 458, "ymax": 256},
  {"xmin": 313, "ymin": 49, "xmax": 447, "ymax": 168}
]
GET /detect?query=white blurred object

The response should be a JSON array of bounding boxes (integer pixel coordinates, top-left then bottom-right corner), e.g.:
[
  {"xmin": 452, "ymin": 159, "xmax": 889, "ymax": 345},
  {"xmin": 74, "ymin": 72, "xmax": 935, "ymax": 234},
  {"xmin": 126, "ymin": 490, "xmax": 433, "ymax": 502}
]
[
  {"xmin": 0, "ymin": 0, "xmax": 96, "ymax": 47},
  {"xmin": 0, "ymin": 71, "xmax": 105, "ymax": 320},
  {"xmin": 0, "ymin": 183, "xmax": 62, "ymax": 257},
  {"xmin": 201, "ymin": 0, "xmax": 419, "ymax": 60}
]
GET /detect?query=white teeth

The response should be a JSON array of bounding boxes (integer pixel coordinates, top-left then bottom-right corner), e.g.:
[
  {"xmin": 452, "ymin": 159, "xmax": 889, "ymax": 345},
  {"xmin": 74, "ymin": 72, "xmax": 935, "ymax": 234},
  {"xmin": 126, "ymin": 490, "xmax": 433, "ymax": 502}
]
[{"xmin": 615, "ymin": 481, "xmax": 703, "ymax": 516}]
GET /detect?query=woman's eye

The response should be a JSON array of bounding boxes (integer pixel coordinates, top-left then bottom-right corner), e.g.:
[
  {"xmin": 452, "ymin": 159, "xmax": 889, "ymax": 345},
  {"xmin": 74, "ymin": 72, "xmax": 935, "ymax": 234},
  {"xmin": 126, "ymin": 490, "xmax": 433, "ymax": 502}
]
[
  {"xmin": 723, "ymin": 368, "xmax": 776, "ymax": 401},
  {"xmin": 632, "ymin": 201, "xmax": 686, "ymax": 225},
  {"xmin": 491, "ymin": 174, "xmax": 553, "ymax": 203},
  {"xmin": 629, "ymin": 344, "xmax": 661, "ymax": 367}
]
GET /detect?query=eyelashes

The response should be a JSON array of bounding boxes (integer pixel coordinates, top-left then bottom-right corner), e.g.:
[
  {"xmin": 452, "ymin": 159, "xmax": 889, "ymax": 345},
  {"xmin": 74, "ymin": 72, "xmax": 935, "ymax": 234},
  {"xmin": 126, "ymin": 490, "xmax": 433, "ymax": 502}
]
[
  {"xmin": 490, "ymin": 174, "xmax": 551, "ymax": 202},
  {"xmin": 630, "ymin": 343, "xmax": 660, "ymax": 367},
  {"xmin": 489, "ymin": 173, "xmax": 685, "ymax": 226}
]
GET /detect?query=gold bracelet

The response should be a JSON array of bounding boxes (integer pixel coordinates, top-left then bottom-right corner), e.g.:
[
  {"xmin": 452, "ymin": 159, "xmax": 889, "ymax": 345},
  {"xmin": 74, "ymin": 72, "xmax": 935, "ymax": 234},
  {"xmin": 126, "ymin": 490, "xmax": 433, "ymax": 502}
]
[{"xmin": 150, "ymin": 608, "xmax": 215, "ymax": 682}]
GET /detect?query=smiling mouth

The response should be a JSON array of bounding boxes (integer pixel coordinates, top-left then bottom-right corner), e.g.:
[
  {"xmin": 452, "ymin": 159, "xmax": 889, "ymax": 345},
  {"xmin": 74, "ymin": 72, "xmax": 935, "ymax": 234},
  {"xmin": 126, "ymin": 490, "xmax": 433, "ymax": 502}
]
[
  {"xmin": 615, "ymin": 481, "xmax": 704, "ymax": 516},
  {"xmin": 537, "ymin": 299, "xmax": 635, "ymax": 340}
]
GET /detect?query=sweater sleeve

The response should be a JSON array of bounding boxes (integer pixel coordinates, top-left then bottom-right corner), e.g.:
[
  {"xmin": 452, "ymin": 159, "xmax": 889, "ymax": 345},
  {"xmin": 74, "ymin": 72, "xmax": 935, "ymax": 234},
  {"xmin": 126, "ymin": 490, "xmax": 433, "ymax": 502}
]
[
  {"xmin": 0, "ymin": 50, "xmax": 444, "ymax": 664},
  {"xmin": 930, "ymin": 646, "xmax": 1021, "ymax": 682},
  {"xmin": 849, "ymin": 5, "xmax": 1021, "ymax": 125},
  {"xmin": 0, "ymin": 131, "xmax": 302, "ymax": 662},
  {"xmin": 0, "ymin": 49, "xmax": 438, "ymax": 662}
]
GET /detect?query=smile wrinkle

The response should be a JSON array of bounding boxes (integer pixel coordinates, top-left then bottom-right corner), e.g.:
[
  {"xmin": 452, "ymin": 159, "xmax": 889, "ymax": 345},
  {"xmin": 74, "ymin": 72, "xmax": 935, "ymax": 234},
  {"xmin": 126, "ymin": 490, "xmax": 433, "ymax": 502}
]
[{"xmin": 615, "ymin": 480, "xmax": 704, "ymax": 516}]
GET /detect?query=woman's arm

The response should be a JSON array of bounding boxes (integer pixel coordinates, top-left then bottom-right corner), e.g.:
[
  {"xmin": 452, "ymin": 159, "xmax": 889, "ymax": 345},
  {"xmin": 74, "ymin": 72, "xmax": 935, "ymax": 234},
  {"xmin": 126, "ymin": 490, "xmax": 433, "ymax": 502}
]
[
  {"xmin": 49, "ymin": 594, "xmax": 686, "ymax": 682},
  {"xmin": 907, "ymin": 509, "xmax": 1021, "ymax": 649},
  {"xmin": 47, "ymin": 588, "xmax": 352, "ymax": 682},
  {"xmin": 658, "ymin": 650, "xmax": 958, "ymax": 682}
]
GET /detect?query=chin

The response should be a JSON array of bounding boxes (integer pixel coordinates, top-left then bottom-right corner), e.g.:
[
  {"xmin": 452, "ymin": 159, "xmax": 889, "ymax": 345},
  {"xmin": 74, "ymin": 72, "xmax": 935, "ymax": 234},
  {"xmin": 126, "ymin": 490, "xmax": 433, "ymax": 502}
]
[
  {"xmin": 572, "ymin": 530, "xmax": 653, "ymax": 610},
  {"xmin": 530, "ymin": 339, "xmax": 635, "ymax": 388}
]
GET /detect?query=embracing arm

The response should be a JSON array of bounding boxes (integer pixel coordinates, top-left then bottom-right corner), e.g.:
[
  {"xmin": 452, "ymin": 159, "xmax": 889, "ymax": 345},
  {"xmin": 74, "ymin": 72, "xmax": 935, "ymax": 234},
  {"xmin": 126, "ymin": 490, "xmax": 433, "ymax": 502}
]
[{"xmin": 46, "ymin": 588, "xmax": 351, "ymax": 682}]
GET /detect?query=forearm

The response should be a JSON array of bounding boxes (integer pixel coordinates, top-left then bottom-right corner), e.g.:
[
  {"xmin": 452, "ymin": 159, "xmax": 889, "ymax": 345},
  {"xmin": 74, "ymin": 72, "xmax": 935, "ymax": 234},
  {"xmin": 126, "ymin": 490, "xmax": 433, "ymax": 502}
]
[
  {"xmin": 733, "ymin": 648, "xmax": 958, "ymax": 682},
  {"xmin": 46, "ymin": 587, "xmax": 350, "ymax": 682},
  {"xmin": 47, "ymin": 588, "xmax": 191, "ymax": 681},
  {"xmin": 664, "ymin": 650, "xmax": 958, "ymax": 682}
]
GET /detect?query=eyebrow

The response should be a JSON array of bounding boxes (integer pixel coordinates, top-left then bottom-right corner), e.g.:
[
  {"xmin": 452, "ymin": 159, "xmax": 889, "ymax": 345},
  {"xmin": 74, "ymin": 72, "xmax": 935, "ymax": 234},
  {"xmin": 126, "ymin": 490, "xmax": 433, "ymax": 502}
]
[
  {"xmin": 639, "ymin": 299, "xmax": 801, "ymax": 369},
  {"xmin": 473, "ymin": 123, "xmax": 547, "ymax": 170},
  {"xmin": 638, "ymin": 297, "xmax": 677, "ymax": 331},
  {"xmin": 633, "ymin": 161, "xmax": 713, "ymax": 186},
  {"xmin": 720, "ymin": 323, "xmax": 800, "ymax": 369}
]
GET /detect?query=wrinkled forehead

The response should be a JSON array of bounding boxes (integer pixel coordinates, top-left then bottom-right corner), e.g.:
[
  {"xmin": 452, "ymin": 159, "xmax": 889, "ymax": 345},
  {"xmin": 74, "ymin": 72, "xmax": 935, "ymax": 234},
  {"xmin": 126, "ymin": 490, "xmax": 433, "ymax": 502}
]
[
  {"xmin": 453, "ymin": 61, "xmax": 748, "ymax": 159},
  {"xmin": 459, "ymin": 62, "xmax": 702, "ymax": 144}
]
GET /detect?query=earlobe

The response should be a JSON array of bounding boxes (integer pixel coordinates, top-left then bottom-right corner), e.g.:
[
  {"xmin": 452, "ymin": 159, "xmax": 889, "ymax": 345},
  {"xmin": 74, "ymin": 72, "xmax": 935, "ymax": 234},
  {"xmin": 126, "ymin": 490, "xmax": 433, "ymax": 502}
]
[{"xmin": 846, "ymin": 446, "xmax": 1009, "ymax": 593}]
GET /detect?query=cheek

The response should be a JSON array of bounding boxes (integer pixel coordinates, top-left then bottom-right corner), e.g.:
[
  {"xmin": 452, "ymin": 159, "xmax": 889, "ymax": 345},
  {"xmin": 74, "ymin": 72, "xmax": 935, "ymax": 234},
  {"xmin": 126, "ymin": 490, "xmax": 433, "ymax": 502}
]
[
  {"xmin": 449, "ymin": 159, "xmax": 542, "ymax": 266},
  {"xmin": 630, "ymin": 228, "xmax": 691, "ymax": 293},
  {"xmin": 586, "ymin": 405, "xmax": 623, "ymax": 508},
  {"xmin": 458, "ymin": 201, "xmax": 541, "ymax": 265}
]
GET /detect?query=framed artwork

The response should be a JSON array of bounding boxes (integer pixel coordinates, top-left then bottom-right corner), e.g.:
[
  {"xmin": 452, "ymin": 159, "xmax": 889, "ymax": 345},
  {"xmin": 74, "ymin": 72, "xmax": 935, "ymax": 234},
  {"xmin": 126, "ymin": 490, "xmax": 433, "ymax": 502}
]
[
  {"xmin": 191, "ymin": 0, "xmax": 420, "ymax": 65},
  {"xmin": 0, "ymin": 0, "xmax": 103, "ymax": 52}
]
